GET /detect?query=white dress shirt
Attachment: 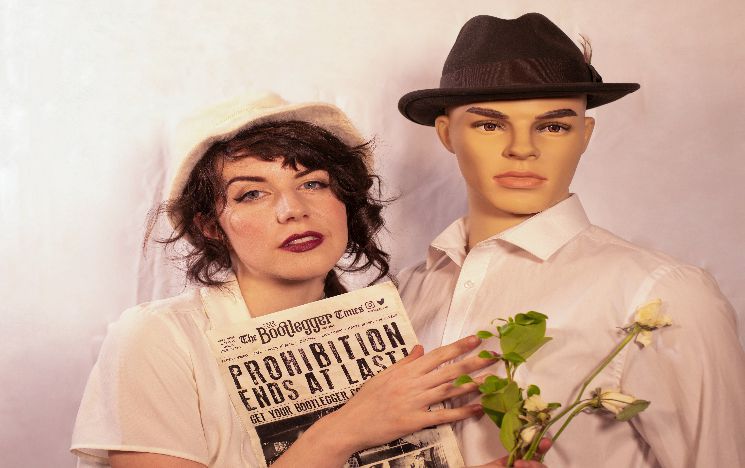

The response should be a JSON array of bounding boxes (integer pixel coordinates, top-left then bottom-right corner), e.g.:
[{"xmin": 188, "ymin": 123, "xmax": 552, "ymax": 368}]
[{"xmin": 398, "ymin": 195, "xmax": 745, "ymax": 468}]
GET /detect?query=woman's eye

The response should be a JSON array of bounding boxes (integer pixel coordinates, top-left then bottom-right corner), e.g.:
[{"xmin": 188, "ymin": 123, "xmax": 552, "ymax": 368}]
[
  {"xmin": 236, "ymin": 190, "xmax": 264, "ymax": 202},
  {"xmin": 302, "ymin": 180, "xmax": 328, "ymax": 190}
]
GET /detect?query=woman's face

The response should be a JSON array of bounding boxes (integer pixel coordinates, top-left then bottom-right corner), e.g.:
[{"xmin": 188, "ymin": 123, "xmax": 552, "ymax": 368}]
[{"xmin": 214, "ymin": 156, "xmax": 348, "ymax": 287}]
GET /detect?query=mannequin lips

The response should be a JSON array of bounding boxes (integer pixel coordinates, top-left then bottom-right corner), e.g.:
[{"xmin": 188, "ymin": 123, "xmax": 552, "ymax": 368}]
[
  {"xmin": 280, "ymin": 231, "xmax": 324, "ymax": 252},
  {"xmin": 494, "ymin": 171, "xmax": 547, "ymax": 189}
]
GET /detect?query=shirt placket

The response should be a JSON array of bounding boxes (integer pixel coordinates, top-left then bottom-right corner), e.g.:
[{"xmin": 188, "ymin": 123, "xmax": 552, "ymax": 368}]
[{"xmin": 441, "ymin": 243, "xmax": 493, "ymax": 345}]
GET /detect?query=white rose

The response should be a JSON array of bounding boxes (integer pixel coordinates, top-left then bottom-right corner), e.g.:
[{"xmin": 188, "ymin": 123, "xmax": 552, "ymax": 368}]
[
  {"xmin": 635, "ymin": 330, "xmax": 653, "ymax": 348},
  {"xmin": 523, "ymin": 394, "xmax": 548, "ymax": 412},
  {"xmin": 599, "ymin": 390, "xmax": 636, "ymax": 415},
  {"xmin": 520, "ymin": 425, "xmax": 539, "ymax": 445},
  {"xmin": 634, "ymin": 299, "xmax": 672, "ymax": 328}
]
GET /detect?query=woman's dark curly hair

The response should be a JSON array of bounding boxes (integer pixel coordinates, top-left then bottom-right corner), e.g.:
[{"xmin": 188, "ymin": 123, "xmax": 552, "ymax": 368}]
[{"xmin": 150, "ymin": 120, "xmax": 391, "ymax": 297}]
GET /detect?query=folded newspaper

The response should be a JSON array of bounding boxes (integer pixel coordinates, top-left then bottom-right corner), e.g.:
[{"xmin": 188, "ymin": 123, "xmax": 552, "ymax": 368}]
[{"xmin": 207, "ymin": 281, "xmax": 465, "ymax": 467}]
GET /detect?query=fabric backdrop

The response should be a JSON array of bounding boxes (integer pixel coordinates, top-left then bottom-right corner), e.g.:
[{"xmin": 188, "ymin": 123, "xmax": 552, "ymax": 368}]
[{"xmin": 1, "ymin": 1, "xmax": 743, "ymax": 466}]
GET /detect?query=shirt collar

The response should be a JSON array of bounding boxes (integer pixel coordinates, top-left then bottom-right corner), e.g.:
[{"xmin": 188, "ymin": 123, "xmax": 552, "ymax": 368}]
[
  {"xmin": 426, "ymin": 194, "xmax": 590, "ymax": 268},
  {"xmin": 199, "ymin": 272, "xmax": 252, "ymax": 328}
]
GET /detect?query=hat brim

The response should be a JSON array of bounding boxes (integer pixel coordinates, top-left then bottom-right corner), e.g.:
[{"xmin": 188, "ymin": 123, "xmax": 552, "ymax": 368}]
[{"xmin": 399, "ymin": 82, "xmax": 640, "ymax": 126}]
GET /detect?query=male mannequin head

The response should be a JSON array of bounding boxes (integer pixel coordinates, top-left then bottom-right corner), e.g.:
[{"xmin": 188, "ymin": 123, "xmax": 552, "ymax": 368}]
[
  {"xmin": 399, "ymin": 14, "xmax": 638, "ymax": 247},
  {"xmin": 435, "ymin": 96, "xmax": 594, "ymax": 245}
]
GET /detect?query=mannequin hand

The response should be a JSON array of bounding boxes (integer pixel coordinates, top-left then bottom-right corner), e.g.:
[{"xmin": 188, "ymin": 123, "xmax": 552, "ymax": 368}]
[
  {"xmin": 321, "ymin": 335, "xmax": 492, "ymax": 455},
  {"xmin": 470, "ymin": 438, "xmax": 553, "ymax": 468}
]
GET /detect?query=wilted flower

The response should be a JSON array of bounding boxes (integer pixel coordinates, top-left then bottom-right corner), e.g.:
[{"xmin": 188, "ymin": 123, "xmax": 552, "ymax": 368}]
[
  {"xmin": 523, "ymin": 394, "xmax": 548, "ymax": 412},
  {"xmin": 598, "ymin": 390, "xmax": 636, "ymax": 415},
  {"xmin": 636, "ymin": 330, "xmax": 653, "ymax": 347},
  {"xmin": 631, "ymin": 299, "xmax": 671, "ymax": 347},
  {"xmin": 634, "ymin": 299, "xmax": 672, "ymax": 329},
  {"xmin": 520, "ymin": 425, "xmax": 539, "ymax": 445}
]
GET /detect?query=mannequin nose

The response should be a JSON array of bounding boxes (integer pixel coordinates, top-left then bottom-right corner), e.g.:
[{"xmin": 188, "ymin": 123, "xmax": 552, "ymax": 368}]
[
  {"xmin": 503, "ymin": 129, "xmax": 539, "ymax": 160},
  {"xmin": 276, "ymin": 192, "xmax": 309, "ymax": 223}
]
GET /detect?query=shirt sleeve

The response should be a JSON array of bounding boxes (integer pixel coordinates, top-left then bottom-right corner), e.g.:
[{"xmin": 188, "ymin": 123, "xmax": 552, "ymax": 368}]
[
  {"xmin": 621, "ymin": 264, "xmax": 745, "ymax": 468},
  {"xmin": 71, "ymin": 306, "xmax": 209, "ymax": 465}
]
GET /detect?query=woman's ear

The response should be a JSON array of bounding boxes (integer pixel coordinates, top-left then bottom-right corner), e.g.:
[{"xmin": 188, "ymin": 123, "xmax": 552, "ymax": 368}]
[
  {"xmin": 195, "ymin": 213, "xmax": 220, "ymax": 240},
  {"xmin": 435, "ymin": 115, "xmax": 455, "ymax": 154}
]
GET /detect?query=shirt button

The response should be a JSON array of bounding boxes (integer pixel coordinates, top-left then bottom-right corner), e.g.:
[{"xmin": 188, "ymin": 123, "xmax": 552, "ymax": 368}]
[{"xmin": 464, "ymin": 280, "xmax": 474, "ymax": 289}]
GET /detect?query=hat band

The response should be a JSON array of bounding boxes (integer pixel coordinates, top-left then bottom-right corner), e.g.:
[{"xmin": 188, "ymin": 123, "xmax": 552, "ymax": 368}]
[{"xmin": 440, "ymin": 57, "xmax": 598, "ymax": 88}]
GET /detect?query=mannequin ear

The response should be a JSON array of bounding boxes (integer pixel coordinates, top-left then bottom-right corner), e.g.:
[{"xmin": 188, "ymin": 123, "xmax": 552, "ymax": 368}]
[
  {"xmin": 435, "ymin": 115, "xmax": 455, "ymax": 154},
  {"xmin": 582, "ymin": 116, "xmax": 596, "ymax": 152}
]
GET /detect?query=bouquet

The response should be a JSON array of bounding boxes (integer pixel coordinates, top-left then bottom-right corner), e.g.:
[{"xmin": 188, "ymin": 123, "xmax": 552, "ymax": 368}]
[{"xmin": 454, "ymin": 299, "xmax": 672, "ymax": 466}]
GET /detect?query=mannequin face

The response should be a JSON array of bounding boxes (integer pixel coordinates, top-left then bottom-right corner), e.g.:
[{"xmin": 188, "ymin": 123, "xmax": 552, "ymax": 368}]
[
  {"xmin": 213, "ymin": 157, "xmax": 348, "ymax": 286},
  {"xmin": 435, "ymin": 96, "xmax": 595, "ymax": 219}
]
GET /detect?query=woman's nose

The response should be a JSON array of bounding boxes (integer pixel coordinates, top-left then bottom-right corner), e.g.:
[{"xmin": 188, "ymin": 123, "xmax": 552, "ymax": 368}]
[{"xmin": 275, "ymin": 192, "xmax": 309, "ymax": 223}]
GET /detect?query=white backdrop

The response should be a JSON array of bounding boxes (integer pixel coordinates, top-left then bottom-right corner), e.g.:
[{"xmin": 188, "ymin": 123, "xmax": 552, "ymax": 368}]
[{"xmin": 2, "ymin": 1, "xmax": 744, "ymax": 466}]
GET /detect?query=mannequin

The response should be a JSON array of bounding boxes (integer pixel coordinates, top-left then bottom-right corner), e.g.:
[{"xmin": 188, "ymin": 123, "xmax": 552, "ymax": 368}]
[{"xmin": 397, "ymin": 13, "xmax": 745, "ymax": 467}]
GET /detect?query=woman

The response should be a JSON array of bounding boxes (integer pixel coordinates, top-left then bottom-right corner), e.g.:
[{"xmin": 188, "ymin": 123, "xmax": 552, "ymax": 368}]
[{"xmin": 70, "ymin": 91, "xmax": 546, "ymax": 467}]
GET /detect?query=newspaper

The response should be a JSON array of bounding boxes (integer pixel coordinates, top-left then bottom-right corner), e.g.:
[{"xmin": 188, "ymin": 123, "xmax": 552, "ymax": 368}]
[{"xmin": 206, "ymin": 281, "xmax": 465, "ymax": 468}]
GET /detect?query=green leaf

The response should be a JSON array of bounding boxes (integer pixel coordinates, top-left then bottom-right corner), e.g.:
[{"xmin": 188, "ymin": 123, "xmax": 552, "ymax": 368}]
[
  {"xmin": 525, "ymin": 311, "xmax": 548, "ymax": 321},
  {"xmin": 483, "ymin": 407, "xmax": 504, "ymax": 426},
  {"xmin": 453, "ymin": 375, "xmax": 474, "ymax": 386},
  {"xmin": 499, "ymin": 318, "xmax": 544, "ymax": 355},
  {"xmin": 482, "ymin": 381, "xmax": 522, "ymax": 419},
  {"xmin": 478, "ymin": 350, "xmax": 499, "ymax": 360},
  {"xmin": 616, "ymin": 400, "xmax": 651, "ymax": 421},
  {"xmin": 498, "ymin": 322, "xmax": 516, "ymax": 337},
  {"xmin": 499, "ymin": 408, "xmax": 521, "ymax": 452},
  {"xmin": 502, "ymin": 352, "xmax": 526, "ymax": 365},
  {"xmin": 527, "ymin": 385, "xmax": 540, "ymax": 397},
  {"xmin": 547, "ymin": 402, "xmax": 562, "ymax": 410},
  {"xmin": 501, "ymin": 317, "xmax": 552, "ymax": 361},
  {"xmin": 479, "ymin": 375, "xmax": 508, "ymax": 394},
  {"xmin": 514, "ymin": 314, "xmax": 538, "ymax": 326},
  {"xmin": 521, "ymin": 337, "xmax": 553, "ymax": 360},
  {"xmin": 476, "ymin": 330, "xmax": 494, "ymax": 339}
]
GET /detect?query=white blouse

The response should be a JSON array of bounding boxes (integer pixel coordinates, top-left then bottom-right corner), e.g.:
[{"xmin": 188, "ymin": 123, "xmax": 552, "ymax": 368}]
[{"xmin": 71, "ymin": 283, "xmax": 259, "ymax": 467}]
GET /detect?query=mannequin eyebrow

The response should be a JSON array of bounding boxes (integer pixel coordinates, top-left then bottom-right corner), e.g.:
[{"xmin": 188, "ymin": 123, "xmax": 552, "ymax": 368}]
[
  {"xmin": 466, "ymin": 107, "xmax": 508, "ymax": 119},
  {"xmin": 536, "ymin": 109, "xmax": 578, "ymax": 119},
  {"xmin": 465, "ymin": 107, "xmax": 578, "ymax": 120}
]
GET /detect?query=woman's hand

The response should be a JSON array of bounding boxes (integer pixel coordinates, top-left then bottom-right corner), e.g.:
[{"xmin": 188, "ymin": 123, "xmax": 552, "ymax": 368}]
[
  {"xmin": 273, "ymin": 335, "xmax": 493, "ymax": 467},
  {"xmin": 471, "ymin": 438, "xmax": 553, "ymax": 468},
  {"xmin": 328, "ymin": 335, "xmax": 491, "ymax": 452}
]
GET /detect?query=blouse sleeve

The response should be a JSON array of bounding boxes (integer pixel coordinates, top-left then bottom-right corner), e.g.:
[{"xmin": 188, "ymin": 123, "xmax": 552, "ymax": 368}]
[
  {"xmin": 71, "ymin": 305, "xmax": 209, "ymax": 465},
  {"xmin": 621, "ymin": 265, "xmax": 745, "ymax": 468}
]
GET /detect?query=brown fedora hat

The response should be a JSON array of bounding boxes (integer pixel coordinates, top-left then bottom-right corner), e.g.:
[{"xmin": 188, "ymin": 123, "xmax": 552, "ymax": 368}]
[{"xmin": 399, "ymin": 13, "xmax": 640, "ymax": 126}]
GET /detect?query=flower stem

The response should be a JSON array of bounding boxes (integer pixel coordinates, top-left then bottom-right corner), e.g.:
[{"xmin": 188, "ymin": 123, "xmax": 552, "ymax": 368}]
[
  {"xmin": 522, "ymin": 326, "xmax": 640, "ymax": 461},
  {"xmin": 571, "ymin": 325, "xmax": 640, "ymax": 406},
  {"xmin": 549, "ymin": 401, "xmax": 594, "ymax": 444},
  {"xmin": 521, "ymin": 398, "xmax": 591, "ymax": 460}
]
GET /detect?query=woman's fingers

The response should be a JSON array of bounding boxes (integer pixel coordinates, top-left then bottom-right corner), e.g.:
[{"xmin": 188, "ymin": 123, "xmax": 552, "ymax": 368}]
[
  {"xmin": 320, "ymin": 336, "xmax": 496, "ymax": 453},
  {"xmin": 407, "ymin": 335, "xmax": 482, "ymax": 375},
  {"xmin": 423, "ymin": 404, "xmax": 483, "ymax": 427},
  {"xmin": 418, "ymin": 352, "xmax": 496, "ymax": 389},
  {"xmin": 536, "ymin": 438, "xmax": 552, "ymax": 456}
]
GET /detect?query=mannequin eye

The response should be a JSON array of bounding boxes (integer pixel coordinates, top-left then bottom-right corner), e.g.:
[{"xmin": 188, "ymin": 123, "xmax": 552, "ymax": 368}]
[
  {"xmin": 538, "ymin": 122, "xmax": 570, "ymax": 133},
  {"xmin": 473, "ymin": 121, "xmax": 504, "ymax": 132}
]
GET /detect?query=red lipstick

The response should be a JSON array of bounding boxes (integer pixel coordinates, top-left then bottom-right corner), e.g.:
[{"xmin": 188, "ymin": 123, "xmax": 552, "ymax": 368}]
[
  {"xmin": 494, "ymin": 171, "xmax": 547, "ymax": 189},
  {"xmin": 280, "ymin": 231, "xmax": 324, "ymax": 253}
]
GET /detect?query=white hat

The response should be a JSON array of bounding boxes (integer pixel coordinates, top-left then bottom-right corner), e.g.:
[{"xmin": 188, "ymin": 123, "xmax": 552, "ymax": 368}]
[{"xmin": 167, "ymin": 90, "xmax": 367, "ymax": 230}]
